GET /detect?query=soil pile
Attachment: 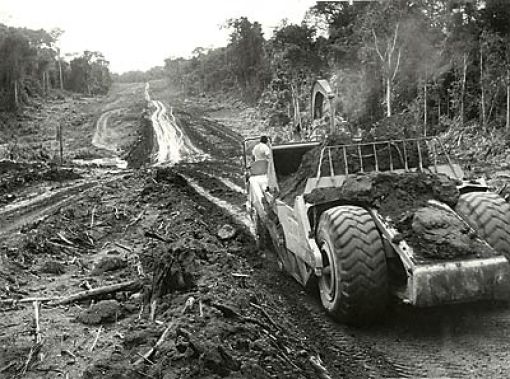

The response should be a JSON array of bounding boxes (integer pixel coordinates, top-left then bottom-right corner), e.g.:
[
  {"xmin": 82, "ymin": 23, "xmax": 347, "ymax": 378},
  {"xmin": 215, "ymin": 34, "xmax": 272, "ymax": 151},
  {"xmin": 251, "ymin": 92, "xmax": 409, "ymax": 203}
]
[
  {"xmin": 399, "ymin": 206, "xmax": 492, "ymax": 259},
  {"xmin": 124, "ymin": 114, "xmax": 154, "ymax": 168},
  {"xmin": 77, "ymin": 299, "xmax": 123, "ymax": 325},
  {"xmin": 279, "ymin": 129, "xmax": 429, "ymax": 204},
  {"xmin": 71, "ymin": 168, "xmax": 328, "ymax": 379},
  {"xmin": 305, "ymin": 171, "xmax": 491, "ymax": 260}
]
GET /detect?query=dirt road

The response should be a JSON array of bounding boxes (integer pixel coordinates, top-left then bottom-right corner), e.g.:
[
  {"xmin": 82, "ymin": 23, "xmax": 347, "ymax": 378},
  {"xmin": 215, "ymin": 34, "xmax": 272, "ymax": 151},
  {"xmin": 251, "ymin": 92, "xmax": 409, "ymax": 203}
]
[
  {"xmin": 3, "ymin": 81, "xmax": 510, "ymax": 378},
  {"xmin": 146, "ymin": 85, "xmax": 207, "ymax": 165},
  {"xmin": 145, "ymin": 86, "xmax": 510, "ymax": 378}
]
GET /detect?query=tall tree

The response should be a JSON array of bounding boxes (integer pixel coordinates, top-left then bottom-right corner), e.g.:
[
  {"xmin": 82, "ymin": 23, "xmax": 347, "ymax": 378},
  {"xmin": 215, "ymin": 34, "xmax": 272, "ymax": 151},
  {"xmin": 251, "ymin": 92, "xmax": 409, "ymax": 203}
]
[
  {"xmin": 0, "ymin": 29, "xmax": 36, "ymax": 110},
  {"xmin": 225, "ymin": 17, "xmax": 269, "ymax": 102}
]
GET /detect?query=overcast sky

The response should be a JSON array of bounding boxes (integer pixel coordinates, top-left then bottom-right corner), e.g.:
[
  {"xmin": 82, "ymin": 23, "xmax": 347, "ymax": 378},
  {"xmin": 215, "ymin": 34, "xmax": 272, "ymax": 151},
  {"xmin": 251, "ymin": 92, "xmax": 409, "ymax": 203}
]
[{"xmin": 0, "ymin": 0, "xmax": 317, "ymax": 73}]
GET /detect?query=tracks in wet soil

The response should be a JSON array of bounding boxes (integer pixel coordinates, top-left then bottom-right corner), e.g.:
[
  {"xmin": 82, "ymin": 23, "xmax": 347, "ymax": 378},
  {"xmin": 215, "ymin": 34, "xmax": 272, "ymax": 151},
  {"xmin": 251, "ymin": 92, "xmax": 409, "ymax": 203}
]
[{"xmin": 147, "ymin": 89, "xmax": 510, "ymax": 378}]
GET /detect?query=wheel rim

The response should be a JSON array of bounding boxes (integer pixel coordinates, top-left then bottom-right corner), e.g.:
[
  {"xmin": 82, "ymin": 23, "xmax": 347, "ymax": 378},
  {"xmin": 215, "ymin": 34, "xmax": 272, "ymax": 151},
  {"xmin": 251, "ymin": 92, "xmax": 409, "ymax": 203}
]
[{"xmin": 319, "ymin": 240, "xmax": 336, "ymax": 303}]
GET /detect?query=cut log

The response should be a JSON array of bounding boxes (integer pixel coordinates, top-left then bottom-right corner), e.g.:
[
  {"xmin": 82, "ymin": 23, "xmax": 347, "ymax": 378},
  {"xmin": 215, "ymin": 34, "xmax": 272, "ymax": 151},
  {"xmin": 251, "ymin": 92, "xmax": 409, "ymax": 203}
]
[
  {"xmin": 50, "ymin": 280, "xmax": 141, "ymax": 305},
  {"xmin": 134, "ymin": 322, "xmax": 174, "ymax": 366}
]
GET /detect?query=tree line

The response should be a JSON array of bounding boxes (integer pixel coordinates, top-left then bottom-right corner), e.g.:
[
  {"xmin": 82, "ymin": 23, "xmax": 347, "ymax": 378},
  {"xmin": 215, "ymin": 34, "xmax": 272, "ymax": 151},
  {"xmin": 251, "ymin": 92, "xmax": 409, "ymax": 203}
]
[
  {"xmin": 0, "ymin": 24, "xmax": 112, "ymax": 111},
  {"xmin": 159, "ymin": 0, "xmax": 510, "ymax": 135}
]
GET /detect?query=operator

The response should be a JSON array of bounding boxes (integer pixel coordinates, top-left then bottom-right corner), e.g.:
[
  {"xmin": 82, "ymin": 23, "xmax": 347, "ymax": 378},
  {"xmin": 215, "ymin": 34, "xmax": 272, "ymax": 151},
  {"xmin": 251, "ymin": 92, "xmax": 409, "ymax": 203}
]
[{"xmin": 252, "ymin": 135, "xmax": 271, "ymax": 161}]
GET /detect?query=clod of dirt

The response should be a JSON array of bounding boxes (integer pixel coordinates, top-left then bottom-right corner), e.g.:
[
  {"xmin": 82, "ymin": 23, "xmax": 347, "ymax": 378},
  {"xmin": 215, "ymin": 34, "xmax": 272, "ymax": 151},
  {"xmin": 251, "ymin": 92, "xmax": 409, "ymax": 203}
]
[
  {"xmin": 0, "ymin": 193, "xmax": 16, "ymax": 205},
  {"xmin": 186, "ymin": 335, "xmax": 241, "ymax": 376},
  {"xmin": 40, "ymin": 260, "xmax": 66, "ymax": 275},
  {"xmin": 91, "ymin": 255, "xmax": 127, "ymax": 276},
  {"xmin": 217, "ymin": 224, "xmax": 237, "ymax": 240},
  {"xmin": 82, "ymin": 360, "xmax": 144, "ymax": 379},
  {"xmin": 76, "ymin": 299, "xmax": 123, "ymax": 325},
  {"xmin": 123, "ymin": 326, "xmax": 161, "ymax": 349},
  {"xmin": 42, "ymin": 168, "xmax": 82, "ymax": 182},
  {"xmin": 402, "ymin": 206, "xmax": 492, "ymax": 259},
  {"xmin": 152, "ymin": 241, "xmax": 197, "ymax": 299}
]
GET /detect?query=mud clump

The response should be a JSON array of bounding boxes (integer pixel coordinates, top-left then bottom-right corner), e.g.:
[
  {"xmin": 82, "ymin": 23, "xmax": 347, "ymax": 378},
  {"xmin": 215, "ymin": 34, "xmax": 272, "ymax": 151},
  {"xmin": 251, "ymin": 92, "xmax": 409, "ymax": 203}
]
[
  {"xmin": 151, "ymin": 241, "xmax": 197, "ymax": 300},
  {"xmin": 91, "ymin": 255, "xmax": 127, "ymax": 275},
  {"xmin": 125, "ymin": 114, "xmax": 153, "ymax": 169},
  {"xmin": 42, "ymin": 168, "xmax": 81, "ymax": 182},
  {"xmin": 82, "ymin": 359, "xmax": 143, "ymax": 379},
  {"xmin": 399, "ymin": 206, "xmax": 492, "ymax": 259},
  {"xmin": 279, "ymin": 131, "xmax": 429, "ymax": 204},
  {"xmin": 40, "ymin": 260, "xmax": 66, "ymax": 275},
  {"xmin": 217, "ymin": 224, "xmax": 237, "ymax": 240},
  {"xmin": 304, "ymin": 171, "xmax": 492, "ymax": 260},
  {"xmin": 183, "ymin": 331, "xmax": 241, "ymax": 376},
  {"xmin": 77, "ymin": 299, "xmax": 123, "ymax": 325}
]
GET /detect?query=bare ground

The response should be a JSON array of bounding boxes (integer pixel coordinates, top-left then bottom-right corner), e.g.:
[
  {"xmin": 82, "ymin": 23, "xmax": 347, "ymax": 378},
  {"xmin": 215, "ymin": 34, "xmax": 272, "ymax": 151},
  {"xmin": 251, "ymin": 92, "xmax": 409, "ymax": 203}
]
[{"xmin": 2, "ymin": 80, "xmax": 510, "ymax": 378}]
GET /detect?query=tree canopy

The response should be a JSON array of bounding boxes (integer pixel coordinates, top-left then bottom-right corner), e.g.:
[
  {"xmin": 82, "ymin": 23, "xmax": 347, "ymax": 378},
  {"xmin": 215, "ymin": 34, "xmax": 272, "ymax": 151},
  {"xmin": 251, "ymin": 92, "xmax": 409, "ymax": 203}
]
[
  {"xmin": 160, "ymin": 0, "xmax": 510, "ymax": 134},
  {"xmin": 0, "ymin": 24, "xmax": 112, "ymax": 111}
]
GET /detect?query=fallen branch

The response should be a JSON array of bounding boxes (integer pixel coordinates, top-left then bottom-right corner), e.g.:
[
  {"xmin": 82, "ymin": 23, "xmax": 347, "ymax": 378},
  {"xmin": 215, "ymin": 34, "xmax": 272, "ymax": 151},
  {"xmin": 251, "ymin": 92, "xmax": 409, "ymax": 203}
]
[
  {"xmin": 182, "ymin": 296, "xmax": 195, "ymax": 314},
  {"xmin": 149, "ymin": 299, "xmax": 157, "ymax": 322},
  {"xmin": 250, "ymin": 302, "xmax": 282, "ymax": 331},
  {"xmin": 211, "ymin": 302, "xmax": 270, "ymax": 330},
  {"xmin": 62, "ymin": 349, "xmax": 77, "ymax": 359},
  {"xmin": 232, "ymin": 273, "xmax": 249, "ymax": 278},
  {"xmin": 199, "ymin": 300, "xmax": 204, "ymax": 317},
  {"xmin": 89, "ymin": 326, "xmax": 102, "ymax": 352},
  {"xmin": 0, "ymin": 362, "xmax": 15, "ymax": 373},
  {"xmin": 90, "ymin": 206, "xmax": 96, "ymax": 229},
  {"xmin": 57, "ymin": 232, "xmax": 75, "ymax": 246},
  {"xmin": 33, "ymin": 301, "xmax": 42, "ymax": 344},
  {"xmin": 113, "ymin": 242, "xmax": 133, "ymax": 252},
  {"xmin": 50, "ymin": 280, "xmax": 141, "ymax": 306},
  {"xmin": 309, "ymin": 355, "xmax": 333, "ymax": 379},
  {"xmin": 47, "ymin": 241, "xmax": 81, "ymax": 251},
  {"xmin": 124, "ymin": 210, "xmax": 145, "ymax": 234},
  {"xmin": 0, "ymin": 297, "xmax": 58, "ymax": 305},
  {"xmin": 144, "ymin": 231, "xmax": 174, "ymax": 243},
  {"xmin": 136, "ymin": 352, "xmax": 155, "ymax": 365},
  {"xmin": 134, "ymin": 322, "xmax": 174, "ymax": 366},
  {"xmin": 21, "ymin": 342, "xmax": 43, "ymax": 375},
  {"xmin": 136, "ymin": 258, "xmax": 144, "ymax": 277},
  {"xmin": 278, "ymin": 351, "xmax": 302, "ymax": 372}
]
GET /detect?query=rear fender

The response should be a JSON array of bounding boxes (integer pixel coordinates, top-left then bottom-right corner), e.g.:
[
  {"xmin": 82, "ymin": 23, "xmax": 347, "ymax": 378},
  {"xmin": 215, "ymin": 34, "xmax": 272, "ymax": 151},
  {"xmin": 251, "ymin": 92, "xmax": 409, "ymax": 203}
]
[{"xmin": 275, "ymin": 196, "xmax": 323, "ymax": 285}]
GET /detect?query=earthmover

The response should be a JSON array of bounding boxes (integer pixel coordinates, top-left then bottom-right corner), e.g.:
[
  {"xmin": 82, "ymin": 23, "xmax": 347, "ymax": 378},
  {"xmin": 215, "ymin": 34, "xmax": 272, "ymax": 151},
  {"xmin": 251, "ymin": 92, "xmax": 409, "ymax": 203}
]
[{"xmin": 243, "ymin": 80, "xmax": 510, "ymax": 323}]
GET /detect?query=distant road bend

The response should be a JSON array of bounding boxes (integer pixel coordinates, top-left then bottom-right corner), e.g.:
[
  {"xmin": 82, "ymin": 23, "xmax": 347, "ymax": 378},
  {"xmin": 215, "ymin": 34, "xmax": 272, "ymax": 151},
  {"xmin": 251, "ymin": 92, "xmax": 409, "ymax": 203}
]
[{"xmin": 145, "ymin": 85, "xmax": 206, "ymax": 166}]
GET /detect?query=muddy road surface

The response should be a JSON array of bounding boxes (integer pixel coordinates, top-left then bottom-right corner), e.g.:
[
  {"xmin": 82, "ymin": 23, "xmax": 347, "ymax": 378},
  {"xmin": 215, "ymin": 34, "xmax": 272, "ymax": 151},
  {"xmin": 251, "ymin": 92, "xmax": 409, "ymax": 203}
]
[
  {"xmin": 2, "ymin": 81, "xmax": 510, "ymax": 378},
  {"xmin": 147, "ymin": 85, "xmax": 510, "ymax": 379}
]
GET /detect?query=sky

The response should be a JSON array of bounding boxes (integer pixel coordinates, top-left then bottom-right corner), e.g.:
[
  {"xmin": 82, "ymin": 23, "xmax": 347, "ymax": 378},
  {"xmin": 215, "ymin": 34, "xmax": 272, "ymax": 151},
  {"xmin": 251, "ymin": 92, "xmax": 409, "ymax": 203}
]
[{"xmin": 0, "ymin": 0, "xmax": 317, "ymax": 73}]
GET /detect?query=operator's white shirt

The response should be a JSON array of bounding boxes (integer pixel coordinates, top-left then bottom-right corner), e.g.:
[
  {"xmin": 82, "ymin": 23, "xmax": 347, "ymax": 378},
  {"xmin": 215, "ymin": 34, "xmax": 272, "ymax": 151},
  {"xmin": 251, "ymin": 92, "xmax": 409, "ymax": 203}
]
[{"xmin": 252, "ymin": 142, "xmax": 271, "ymax": 161}]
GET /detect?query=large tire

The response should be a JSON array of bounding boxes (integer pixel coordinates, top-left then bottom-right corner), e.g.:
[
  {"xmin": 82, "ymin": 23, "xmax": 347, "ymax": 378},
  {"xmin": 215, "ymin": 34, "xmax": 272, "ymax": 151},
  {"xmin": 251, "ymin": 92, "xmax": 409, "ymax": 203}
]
[
  {"xmin": 455, "ymin": 192, "xmax": 510, "ymax": 257},
  {"xmin": 317, "ymin": 206, "xmax": 388, "ymax": 324}
]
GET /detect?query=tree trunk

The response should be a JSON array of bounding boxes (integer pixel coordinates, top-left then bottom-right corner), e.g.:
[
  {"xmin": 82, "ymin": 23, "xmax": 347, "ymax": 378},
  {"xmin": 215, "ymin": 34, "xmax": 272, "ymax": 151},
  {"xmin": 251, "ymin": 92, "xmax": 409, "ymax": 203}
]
[
  {"xmin": 43, "ymin": 72, "xmax": 48, "ymax": 96},
  {"xmin": 437, "ymin": 80, "xmax": 441, "ymax": 123},
  {"xmin": 507, "ymin": 69, "xmax": 510, "ymax": 133},
  {"xmin": 46, "ymin": 70, "xmax": 51, "ymax": 92},
  {"xmin": 59, "ymin": 121, "xmax": 64, "ymax": 164},
  {"xmin": 480, "ymin": 45, "xmax": 486, "ymax": 128},
  {"xmin": 13, "ymin": 79, "xmax": 19, "ymax": 110},
  {"xmin": 386, "ymin": 77, "xmax": 391, "ymax": 117},
  {"xmin": 423, "ymin": 73, "xmax": 427, "ymax": 136},
  {"xmin": 58, "ymin": 59, "xmax": 64, "ymax": 90},
  {"xmin": 460, "ymin": 53, "xmax": 467, "ymax": 125}
]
